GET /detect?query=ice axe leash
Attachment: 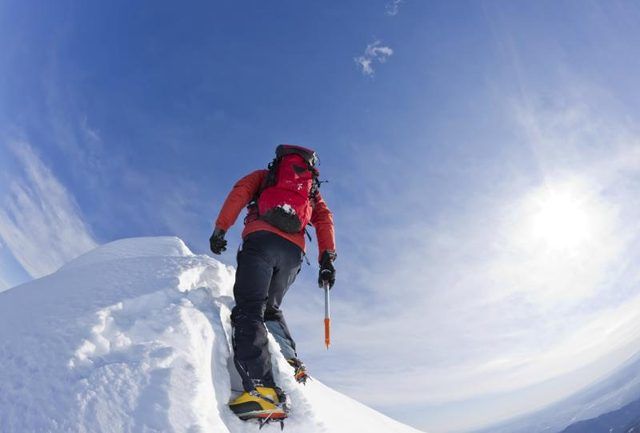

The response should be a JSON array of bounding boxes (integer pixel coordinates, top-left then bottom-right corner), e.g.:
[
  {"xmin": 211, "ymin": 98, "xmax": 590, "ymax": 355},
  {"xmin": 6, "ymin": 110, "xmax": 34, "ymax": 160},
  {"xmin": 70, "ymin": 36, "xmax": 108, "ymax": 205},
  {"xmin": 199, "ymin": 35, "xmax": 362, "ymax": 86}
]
[{"xmin": 323, "ymin": 281, "xmax": 331, "ymax": 349}]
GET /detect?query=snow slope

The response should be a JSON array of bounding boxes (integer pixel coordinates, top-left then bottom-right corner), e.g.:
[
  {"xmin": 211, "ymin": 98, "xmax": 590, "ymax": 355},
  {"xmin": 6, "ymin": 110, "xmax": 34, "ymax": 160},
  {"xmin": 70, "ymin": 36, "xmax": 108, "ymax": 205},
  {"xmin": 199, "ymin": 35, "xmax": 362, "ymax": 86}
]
[{"xmin": 0, "ymin": 237, "xmax": 423, "ymax": 433}]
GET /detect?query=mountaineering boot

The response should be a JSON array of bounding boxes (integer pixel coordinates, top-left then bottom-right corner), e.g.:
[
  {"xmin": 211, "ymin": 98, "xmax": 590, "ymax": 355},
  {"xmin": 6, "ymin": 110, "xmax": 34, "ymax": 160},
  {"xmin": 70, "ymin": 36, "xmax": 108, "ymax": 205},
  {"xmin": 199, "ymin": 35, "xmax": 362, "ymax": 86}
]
[
  {"xmin": 287, "ymin": 358, "xmax": 309, "ymax": 384},
  {"xmin": 229, "ymin": 386, "xmax": 290, "ymax": 421}
]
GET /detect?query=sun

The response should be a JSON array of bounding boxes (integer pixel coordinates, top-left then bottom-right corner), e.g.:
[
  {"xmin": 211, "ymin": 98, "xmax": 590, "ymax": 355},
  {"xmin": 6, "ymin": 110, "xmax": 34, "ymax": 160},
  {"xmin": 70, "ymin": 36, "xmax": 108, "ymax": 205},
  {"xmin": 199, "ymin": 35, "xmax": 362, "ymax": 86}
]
[{"xmin": 529, "ymin": 189, "xmax": 591, "ymax": 250}]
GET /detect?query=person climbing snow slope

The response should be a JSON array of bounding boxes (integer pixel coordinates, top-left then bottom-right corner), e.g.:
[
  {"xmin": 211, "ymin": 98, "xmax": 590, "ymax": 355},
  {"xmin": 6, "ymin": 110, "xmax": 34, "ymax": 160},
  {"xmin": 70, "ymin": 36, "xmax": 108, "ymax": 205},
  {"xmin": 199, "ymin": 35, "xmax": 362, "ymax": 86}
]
[{"xmin": 209, "ymin": 144, "xmax": 337, "ymax": 423}]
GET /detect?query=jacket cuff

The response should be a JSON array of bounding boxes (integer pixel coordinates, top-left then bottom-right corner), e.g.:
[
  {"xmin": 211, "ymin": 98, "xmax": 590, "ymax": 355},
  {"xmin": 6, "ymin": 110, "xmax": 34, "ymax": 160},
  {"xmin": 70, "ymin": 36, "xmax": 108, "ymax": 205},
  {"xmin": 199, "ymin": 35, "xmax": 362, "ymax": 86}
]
[{"xmin": 319, "ymin": 250, "xmax": 337, "ymax": 263}]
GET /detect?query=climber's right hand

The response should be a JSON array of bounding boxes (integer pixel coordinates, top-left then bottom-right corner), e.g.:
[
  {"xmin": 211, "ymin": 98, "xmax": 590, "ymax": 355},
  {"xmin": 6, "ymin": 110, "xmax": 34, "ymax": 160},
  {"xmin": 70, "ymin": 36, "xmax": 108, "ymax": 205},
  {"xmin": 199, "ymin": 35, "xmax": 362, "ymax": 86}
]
[{"xmin": 318, "ymin": 250, "xmax": 337, "ymax": 289}]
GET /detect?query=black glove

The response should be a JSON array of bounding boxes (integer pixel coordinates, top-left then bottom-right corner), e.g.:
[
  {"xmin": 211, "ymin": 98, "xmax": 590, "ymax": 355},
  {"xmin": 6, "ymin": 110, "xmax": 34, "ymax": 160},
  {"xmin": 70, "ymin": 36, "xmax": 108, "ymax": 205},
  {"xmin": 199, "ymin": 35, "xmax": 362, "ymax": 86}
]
[
  {"xmin": 318, "ymin": 250, "xmax": 337, "ymax": 289},
  {"xmin": 209, "ymin": 228, "xmax": 227, "ymax": 255}
]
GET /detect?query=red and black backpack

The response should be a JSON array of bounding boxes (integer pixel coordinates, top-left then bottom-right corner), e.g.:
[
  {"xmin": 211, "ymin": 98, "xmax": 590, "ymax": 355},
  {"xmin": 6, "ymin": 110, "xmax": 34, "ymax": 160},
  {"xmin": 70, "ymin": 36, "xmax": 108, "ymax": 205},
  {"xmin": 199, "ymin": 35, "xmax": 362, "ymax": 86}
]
[{"xmin": 252, "ymin": 144, "xmax": 320, "ymax": 233}]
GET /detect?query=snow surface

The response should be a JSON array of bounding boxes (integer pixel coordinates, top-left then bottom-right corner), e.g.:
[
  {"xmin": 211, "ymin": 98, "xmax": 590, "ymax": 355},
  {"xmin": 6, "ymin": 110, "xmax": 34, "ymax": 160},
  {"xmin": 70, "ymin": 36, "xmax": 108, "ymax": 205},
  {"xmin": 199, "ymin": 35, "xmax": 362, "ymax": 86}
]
[{"xmin": 0, "ymin": 236, "xmax": 423, "ymax": 433}]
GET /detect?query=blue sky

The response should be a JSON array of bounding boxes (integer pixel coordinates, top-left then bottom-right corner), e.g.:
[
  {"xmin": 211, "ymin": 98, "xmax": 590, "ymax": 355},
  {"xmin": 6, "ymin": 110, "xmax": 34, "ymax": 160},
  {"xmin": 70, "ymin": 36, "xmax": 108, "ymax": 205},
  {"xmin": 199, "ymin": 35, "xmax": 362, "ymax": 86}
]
[{"xmin": 2, "ymin": 1, "xmax": 640, "ymax": 432}]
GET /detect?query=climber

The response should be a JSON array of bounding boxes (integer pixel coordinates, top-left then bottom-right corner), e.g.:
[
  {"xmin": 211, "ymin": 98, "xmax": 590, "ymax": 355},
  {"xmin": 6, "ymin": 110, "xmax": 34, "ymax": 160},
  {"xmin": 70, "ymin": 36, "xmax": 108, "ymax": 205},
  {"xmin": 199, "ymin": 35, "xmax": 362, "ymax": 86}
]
[{"xmin": 209, "ymin": 144, "xmax": 336, "ymax": 421}]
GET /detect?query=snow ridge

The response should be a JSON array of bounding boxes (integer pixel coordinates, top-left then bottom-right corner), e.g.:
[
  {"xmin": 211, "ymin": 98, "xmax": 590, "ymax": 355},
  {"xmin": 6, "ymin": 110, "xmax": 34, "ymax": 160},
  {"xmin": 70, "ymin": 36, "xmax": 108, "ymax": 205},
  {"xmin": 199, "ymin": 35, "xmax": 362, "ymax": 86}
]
[{"xmin": 0, "ymin": 237, "xmax": 423, "ymax": 433}]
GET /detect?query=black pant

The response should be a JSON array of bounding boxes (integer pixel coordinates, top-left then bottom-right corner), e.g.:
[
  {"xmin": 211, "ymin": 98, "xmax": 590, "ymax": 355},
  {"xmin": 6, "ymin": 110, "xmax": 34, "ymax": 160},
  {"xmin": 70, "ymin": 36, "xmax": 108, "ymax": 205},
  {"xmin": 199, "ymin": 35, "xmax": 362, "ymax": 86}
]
[{"xmin": 231, "ymin": 231, "xmax": 303, "ymax": 391}]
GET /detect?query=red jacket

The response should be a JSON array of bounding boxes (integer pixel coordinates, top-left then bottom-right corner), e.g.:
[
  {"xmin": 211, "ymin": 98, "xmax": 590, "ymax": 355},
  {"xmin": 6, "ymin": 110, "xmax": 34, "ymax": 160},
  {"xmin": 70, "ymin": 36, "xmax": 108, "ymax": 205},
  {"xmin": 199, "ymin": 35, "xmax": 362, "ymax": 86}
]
[{"xmin": 215, "ymin": 170, "xmax": 336, "ymax": 261}]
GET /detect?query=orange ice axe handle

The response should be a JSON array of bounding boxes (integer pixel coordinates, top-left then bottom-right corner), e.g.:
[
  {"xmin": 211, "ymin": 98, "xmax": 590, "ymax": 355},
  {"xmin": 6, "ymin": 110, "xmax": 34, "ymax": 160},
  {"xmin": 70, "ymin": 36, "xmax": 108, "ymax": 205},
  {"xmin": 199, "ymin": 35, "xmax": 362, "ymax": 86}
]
[
  {"xmin": 324, "ymin": 318, "xmax": 331, "ymax": 349},
  {"xmin": 324, "ymin": 282, "xmax": 331, "ymax": 349}
]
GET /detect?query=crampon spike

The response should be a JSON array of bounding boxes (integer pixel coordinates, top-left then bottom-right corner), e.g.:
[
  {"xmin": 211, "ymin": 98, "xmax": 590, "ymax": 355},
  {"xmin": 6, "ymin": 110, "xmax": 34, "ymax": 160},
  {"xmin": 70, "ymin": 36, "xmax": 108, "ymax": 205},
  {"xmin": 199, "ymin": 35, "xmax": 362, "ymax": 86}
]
[
  {"xmin": 255, "ymin": 410, "xmax": 287, "ymax": 430},
  {"xmin": 257, "ymin": 418, "xmax": 285, "ymax": 430}
]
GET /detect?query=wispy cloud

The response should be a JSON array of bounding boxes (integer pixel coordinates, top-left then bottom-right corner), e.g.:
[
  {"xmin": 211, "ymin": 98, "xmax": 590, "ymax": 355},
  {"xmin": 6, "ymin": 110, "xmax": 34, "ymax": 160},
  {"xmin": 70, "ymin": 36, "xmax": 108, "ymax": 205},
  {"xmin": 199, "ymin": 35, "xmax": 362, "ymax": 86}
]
[
  {"xmin": 354, "ymin": 40, "xmax": 393, "ymax": 76},
  {"xmin": 294, "ymin": 84, "xmax": 640, "ymax": 432},
  {"xmin": 385, "ymin": 0, "xmax": 403, "ymax": 16},
  {"xmin": 0, "ymin": 141, "xmax": 97, "ymax": 278}
]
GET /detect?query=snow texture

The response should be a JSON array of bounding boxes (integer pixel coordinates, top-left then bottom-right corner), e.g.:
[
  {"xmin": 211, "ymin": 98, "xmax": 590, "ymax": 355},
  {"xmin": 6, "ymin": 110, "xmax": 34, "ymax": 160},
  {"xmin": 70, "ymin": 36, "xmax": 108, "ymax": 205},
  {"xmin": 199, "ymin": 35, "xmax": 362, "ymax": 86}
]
[{"xmin": 0, "ymin": 237, "xmax": 423, "ymax": 433}]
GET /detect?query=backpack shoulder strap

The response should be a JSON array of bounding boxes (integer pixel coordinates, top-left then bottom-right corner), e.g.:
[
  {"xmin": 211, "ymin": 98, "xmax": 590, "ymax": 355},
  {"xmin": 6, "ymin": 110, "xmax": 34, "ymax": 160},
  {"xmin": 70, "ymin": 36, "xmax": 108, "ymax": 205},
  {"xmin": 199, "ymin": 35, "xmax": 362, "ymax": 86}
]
[{"xmin": 249, "ymin": 159, "xmax": 278, "ymax": 206}]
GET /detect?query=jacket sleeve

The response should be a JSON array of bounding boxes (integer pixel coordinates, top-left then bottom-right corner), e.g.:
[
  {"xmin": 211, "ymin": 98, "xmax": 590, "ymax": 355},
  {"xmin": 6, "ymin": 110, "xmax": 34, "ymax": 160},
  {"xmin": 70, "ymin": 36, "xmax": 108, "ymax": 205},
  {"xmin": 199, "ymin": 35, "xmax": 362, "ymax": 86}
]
[
  {"xmin": 214, "ymin": 170, "xmax": 266, "ymax": 231},
  {"xmin": 310, "ymin": 192, "xmax": 336, "ymax": 262}
]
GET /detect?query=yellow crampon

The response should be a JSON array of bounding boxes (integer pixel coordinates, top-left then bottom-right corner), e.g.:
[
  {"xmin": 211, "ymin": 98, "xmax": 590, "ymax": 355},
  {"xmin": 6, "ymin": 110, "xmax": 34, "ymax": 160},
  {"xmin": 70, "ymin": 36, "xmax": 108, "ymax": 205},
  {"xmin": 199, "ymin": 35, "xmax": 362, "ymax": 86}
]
[
  {"xmin": 229, "ymin": 386, "xmax": 288, "ymax": 423},
  {"xmin": 287, "ymin": 358, "xmax": 310, "ymax": 384}
]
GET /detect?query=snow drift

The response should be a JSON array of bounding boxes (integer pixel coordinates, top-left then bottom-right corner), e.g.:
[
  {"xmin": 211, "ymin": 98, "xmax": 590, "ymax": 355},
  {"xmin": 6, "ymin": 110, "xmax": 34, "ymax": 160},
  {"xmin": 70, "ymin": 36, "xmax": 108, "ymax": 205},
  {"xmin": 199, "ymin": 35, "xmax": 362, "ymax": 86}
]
[{"xmin": 0, "ymin": 237, "xmax": 423, "ymax": 433}]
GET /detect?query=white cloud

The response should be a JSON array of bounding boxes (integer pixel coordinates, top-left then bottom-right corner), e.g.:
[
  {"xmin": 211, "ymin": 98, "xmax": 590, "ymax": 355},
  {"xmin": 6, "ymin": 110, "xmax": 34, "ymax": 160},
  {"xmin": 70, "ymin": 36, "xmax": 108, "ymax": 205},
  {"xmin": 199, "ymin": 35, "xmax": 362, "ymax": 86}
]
[
  {"xmin": 354, "ymin": 40, "xmax": 393, "ymax": 76},
  {"xmin": 0, "ymin": 141, "xmax": 97, "ymax": 278},
  {"xmin": 385, "ymin": 0, "xmax": 403, "ymax": 16}
]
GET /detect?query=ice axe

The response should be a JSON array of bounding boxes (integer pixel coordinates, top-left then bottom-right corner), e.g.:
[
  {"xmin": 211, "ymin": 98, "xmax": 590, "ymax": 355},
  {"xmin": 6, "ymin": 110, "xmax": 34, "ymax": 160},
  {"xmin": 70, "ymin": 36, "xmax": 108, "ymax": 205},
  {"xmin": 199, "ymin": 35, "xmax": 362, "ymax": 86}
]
[{"xmin": 322, "ymin": 280, "xmax": 331, "ymax": 349}]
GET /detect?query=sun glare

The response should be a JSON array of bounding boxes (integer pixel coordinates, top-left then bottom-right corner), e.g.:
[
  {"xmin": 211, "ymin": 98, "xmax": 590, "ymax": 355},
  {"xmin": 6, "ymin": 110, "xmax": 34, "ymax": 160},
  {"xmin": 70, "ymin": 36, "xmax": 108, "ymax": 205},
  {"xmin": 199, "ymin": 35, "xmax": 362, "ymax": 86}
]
[{"xmin": 530, "ymin": 190, "xmax": 591, "ymax": 249}]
